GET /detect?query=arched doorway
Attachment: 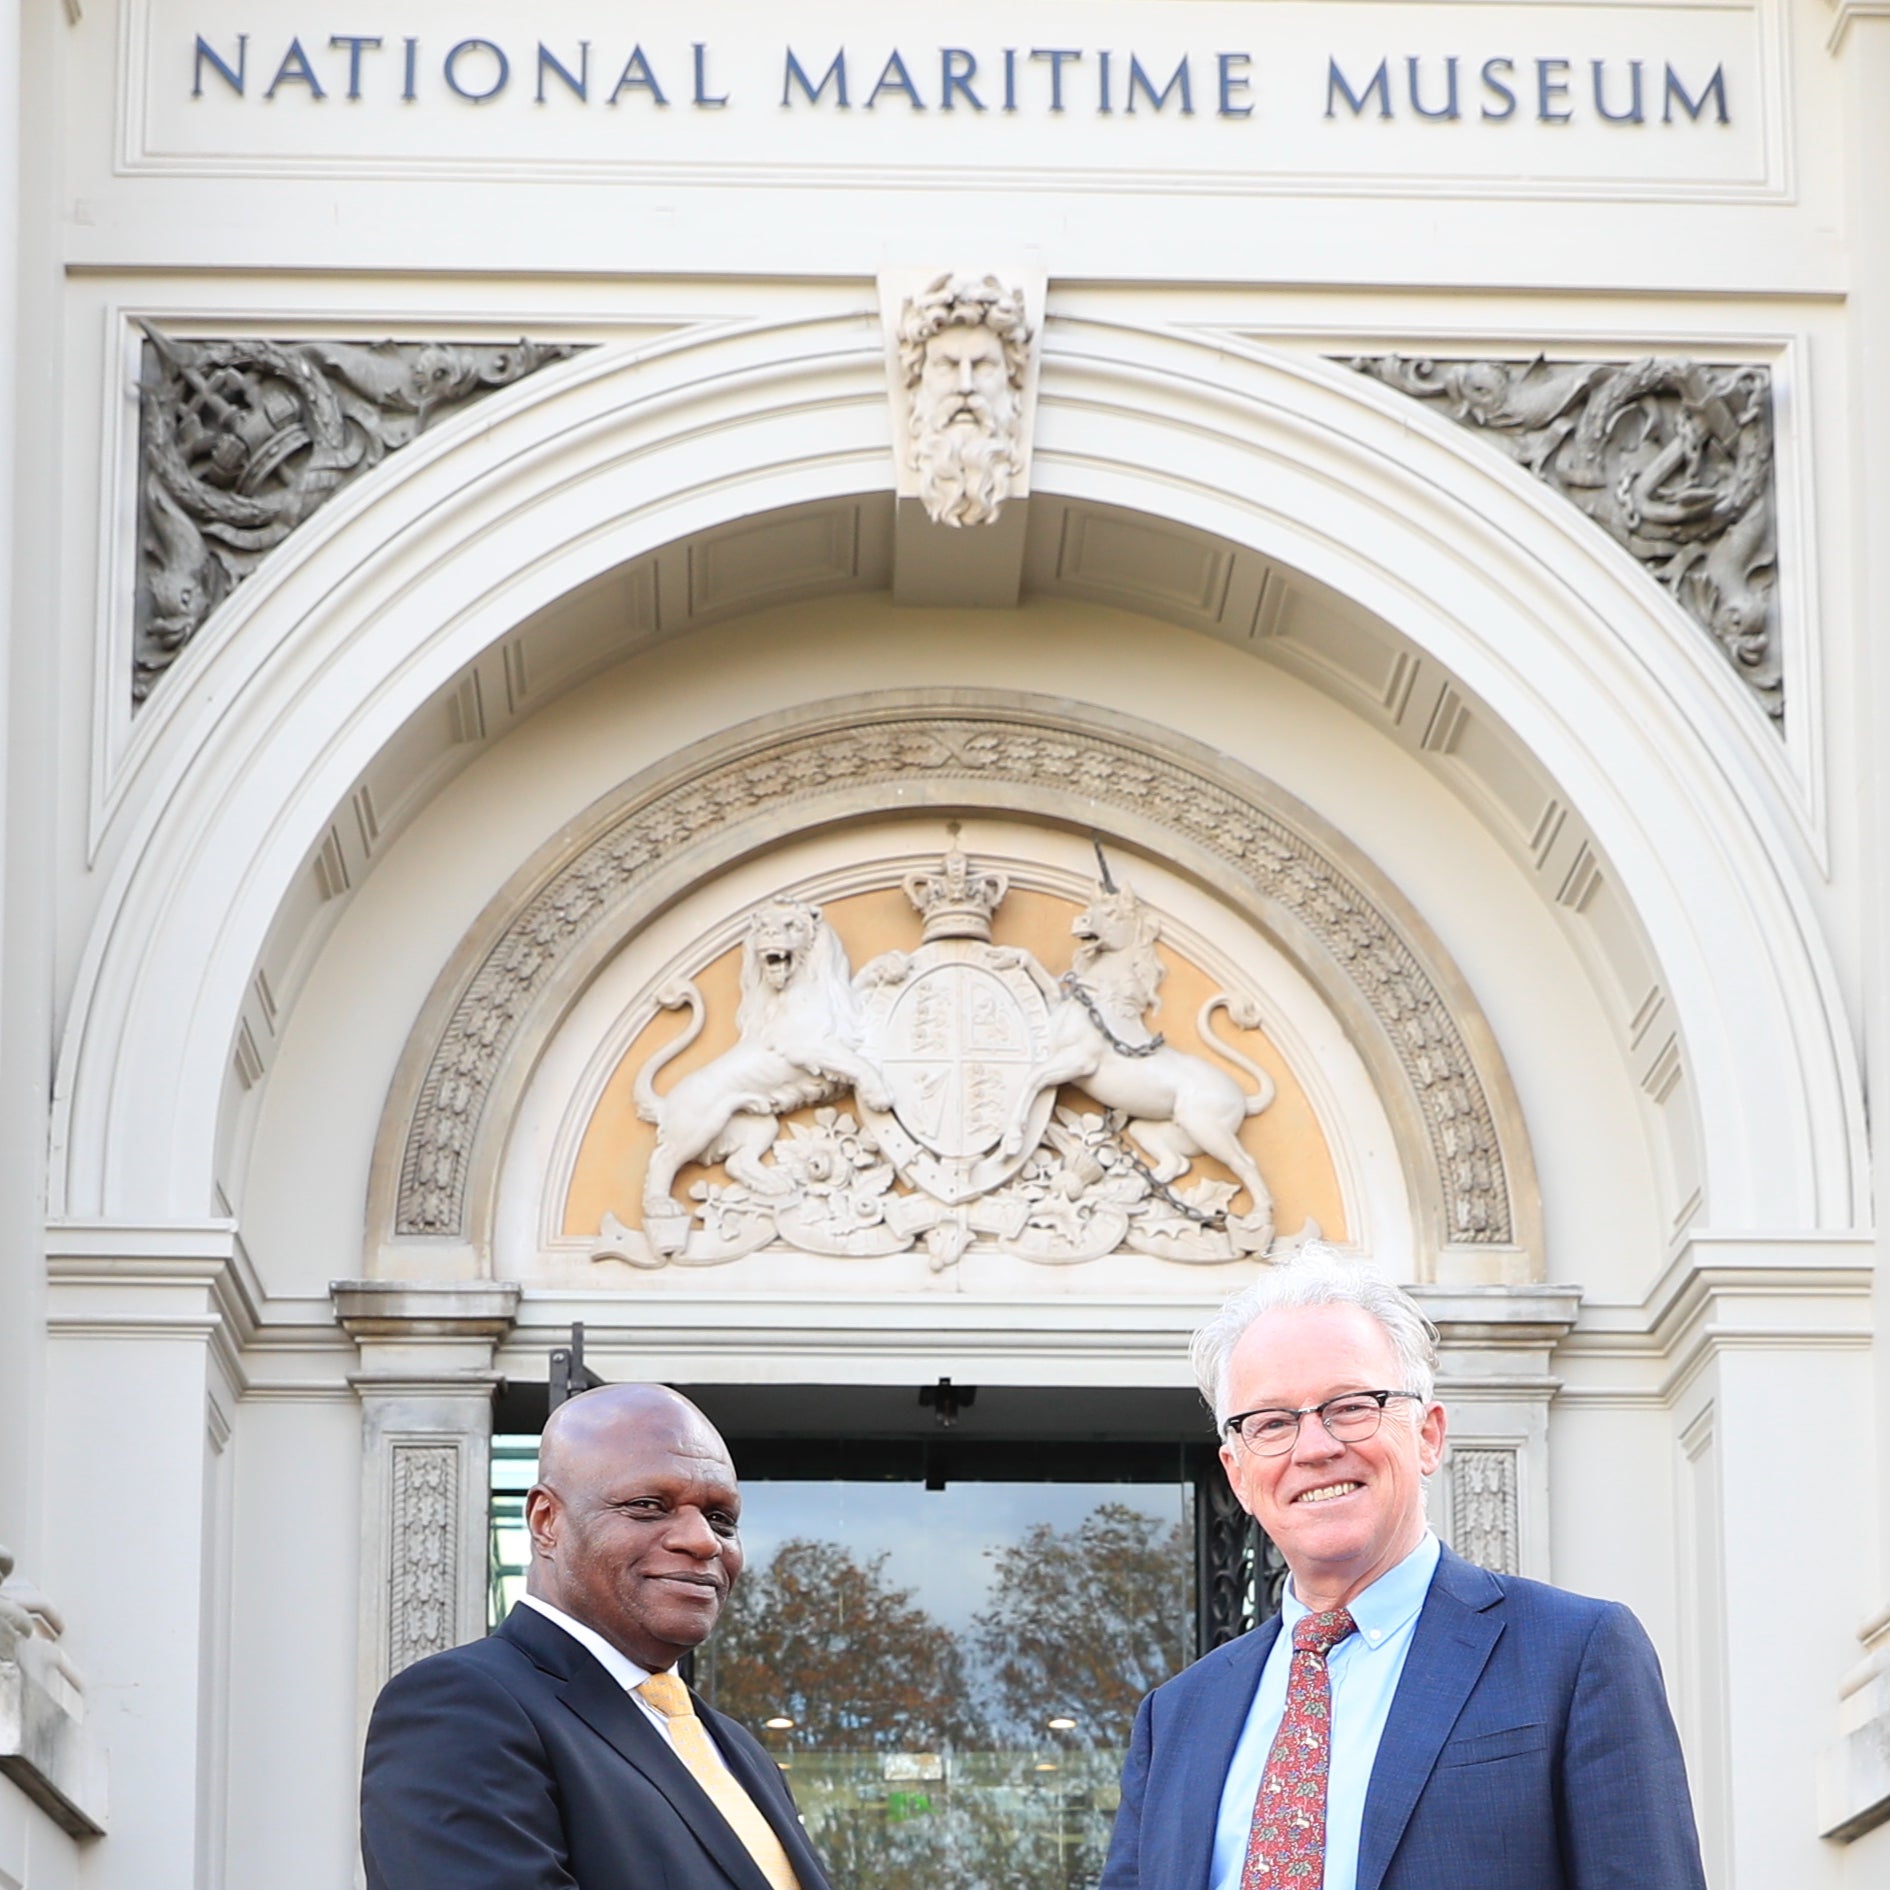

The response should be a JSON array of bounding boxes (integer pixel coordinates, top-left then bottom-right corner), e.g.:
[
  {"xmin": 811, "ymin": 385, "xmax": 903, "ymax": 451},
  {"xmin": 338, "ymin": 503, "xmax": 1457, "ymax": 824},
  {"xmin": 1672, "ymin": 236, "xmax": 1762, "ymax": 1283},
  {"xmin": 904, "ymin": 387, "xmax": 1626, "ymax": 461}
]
[{"xmin": 44, "ymin": 314, "xmax": 1864, "ymax": 1887}]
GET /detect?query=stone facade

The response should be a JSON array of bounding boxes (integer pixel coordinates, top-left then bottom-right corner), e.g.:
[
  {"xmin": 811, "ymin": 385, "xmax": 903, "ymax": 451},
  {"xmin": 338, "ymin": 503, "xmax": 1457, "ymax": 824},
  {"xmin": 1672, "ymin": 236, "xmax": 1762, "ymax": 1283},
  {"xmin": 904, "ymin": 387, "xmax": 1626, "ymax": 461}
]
[{"xmin": 3, "ymin": 5, "xmax": 1888, "ymax": 1889}]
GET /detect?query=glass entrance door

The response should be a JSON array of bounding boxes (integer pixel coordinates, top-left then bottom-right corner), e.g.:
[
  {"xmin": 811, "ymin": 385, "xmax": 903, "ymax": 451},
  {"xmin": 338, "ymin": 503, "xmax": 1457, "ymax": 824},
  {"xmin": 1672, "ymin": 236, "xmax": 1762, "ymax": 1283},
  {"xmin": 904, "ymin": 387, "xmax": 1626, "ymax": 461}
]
[{"xmin": 692, "ymin": 1471, "xmax": 1192, "ymax": 1890}]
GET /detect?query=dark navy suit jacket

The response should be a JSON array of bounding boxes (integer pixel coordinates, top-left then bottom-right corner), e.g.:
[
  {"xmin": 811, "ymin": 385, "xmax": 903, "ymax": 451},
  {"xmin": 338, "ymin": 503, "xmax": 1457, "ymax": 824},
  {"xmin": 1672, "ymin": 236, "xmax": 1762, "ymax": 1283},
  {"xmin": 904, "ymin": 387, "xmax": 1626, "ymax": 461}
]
[
  {"xmin": 361, "ymin": 1603, "xmax": 831, "ymax": 1890},
  {"xmin": 1101, "ymin": 1546, "xmax": 1708, "ymax": 1890}
]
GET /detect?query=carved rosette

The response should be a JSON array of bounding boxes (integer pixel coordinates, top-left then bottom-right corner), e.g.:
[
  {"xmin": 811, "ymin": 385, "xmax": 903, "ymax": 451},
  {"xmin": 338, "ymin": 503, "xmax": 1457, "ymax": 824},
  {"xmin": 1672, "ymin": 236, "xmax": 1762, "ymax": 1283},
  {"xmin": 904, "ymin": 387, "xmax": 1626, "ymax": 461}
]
[
  {"xmin": 390, "ymin": 713, "xmax": 1515, "ymax": 1254},
  {"xmin": 1348, "ymin": 354, "xmax": 1780, "ymax": 724},
  {"xmin": 1449, "ymin": 1446, "xmax": 1521, "ymax": 1575},
  {"xmin": 133, "ymin": 327, "xmax": 581, "ymax": 704},
  {"xmin": 387, "ymin": 1444, "xmax": 459, "ymax": 1675}
]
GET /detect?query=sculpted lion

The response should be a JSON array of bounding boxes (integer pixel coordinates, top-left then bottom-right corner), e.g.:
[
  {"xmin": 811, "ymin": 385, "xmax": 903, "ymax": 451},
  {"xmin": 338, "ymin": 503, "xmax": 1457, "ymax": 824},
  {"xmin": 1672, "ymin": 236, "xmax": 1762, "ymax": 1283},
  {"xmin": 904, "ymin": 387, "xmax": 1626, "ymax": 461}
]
[
  {"xmin": 633, "ymin": 900, "xmax": 890, "ymax": 1245},
  {"xmin": 1000, "ymin": 882, "xmax": 1278, "ymax": 1239}
]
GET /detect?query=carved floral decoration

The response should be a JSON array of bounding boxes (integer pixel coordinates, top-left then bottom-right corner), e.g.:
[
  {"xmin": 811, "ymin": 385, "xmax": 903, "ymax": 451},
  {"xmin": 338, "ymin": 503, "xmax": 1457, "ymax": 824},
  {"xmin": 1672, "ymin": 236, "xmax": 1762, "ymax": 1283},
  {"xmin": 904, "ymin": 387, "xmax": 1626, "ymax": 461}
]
[
  {"xmin": 1349, "ymin": 355, "xmax": 1780, "ymax": 723},
  {"xmin": 134, "ymin": 326, "xmax": 580, "ymax": 703}
]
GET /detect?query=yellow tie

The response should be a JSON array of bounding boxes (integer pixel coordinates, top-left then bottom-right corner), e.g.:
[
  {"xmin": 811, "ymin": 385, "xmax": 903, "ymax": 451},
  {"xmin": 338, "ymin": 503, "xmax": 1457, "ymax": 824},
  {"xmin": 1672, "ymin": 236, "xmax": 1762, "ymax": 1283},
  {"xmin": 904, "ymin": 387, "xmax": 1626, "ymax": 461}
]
[{"xmin": 636, "ymin": 1671, "xmax": 802, "ymax": 1890}]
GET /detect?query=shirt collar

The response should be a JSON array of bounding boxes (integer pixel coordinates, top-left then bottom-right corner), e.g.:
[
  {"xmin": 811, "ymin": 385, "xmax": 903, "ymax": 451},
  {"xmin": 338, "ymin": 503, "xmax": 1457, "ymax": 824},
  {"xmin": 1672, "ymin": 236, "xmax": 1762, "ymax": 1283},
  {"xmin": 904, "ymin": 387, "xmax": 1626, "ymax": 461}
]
[
  {"xmin": 1281, "ymin": 1531, "xmax": 1440, "ymax": 1651},
  {"xmin": 519, "ymin": 1593, "xmax": 660, "ymax": 1696}
]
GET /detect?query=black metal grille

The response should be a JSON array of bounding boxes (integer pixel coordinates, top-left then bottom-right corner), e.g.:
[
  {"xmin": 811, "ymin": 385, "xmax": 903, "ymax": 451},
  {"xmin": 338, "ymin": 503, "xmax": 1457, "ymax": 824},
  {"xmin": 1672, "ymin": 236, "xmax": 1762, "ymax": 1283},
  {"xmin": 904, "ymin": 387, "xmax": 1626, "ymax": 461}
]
[{"xmin": 1195, "ymin": 1465, "xmax": 1286, "ymax": 1650}]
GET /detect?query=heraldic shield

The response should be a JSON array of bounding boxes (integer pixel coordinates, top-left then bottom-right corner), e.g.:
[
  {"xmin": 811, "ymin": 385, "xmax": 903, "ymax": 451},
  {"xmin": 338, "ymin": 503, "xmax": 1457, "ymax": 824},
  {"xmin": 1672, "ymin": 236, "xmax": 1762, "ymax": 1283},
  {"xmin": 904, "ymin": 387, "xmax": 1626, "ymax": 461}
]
[{"xmin": 855, "ymin": 937, "xmax": 1056, "ymax": 1205}]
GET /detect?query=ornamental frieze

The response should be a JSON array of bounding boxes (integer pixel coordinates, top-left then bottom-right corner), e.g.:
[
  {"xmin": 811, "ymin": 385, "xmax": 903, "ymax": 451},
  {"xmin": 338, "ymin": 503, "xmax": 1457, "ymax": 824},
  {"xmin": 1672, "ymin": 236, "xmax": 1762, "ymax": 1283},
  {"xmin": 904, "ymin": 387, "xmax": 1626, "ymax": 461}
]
[
  {"xmin": 134, "ymin": 326, "xmax": 579, "ymax": 703},
  {"xmin": 1348, "ymin": 354, "xmax": 1780, "ymax": 724}
]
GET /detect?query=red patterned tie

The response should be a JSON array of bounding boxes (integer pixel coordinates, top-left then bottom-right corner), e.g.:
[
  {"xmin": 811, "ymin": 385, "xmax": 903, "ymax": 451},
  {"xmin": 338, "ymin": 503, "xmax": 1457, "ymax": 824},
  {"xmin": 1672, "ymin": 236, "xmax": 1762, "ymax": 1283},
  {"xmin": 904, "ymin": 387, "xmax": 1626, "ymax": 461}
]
[{"xmin": 1241, "ymin": 1607, "xmax": 1358, "ymax": 1890}]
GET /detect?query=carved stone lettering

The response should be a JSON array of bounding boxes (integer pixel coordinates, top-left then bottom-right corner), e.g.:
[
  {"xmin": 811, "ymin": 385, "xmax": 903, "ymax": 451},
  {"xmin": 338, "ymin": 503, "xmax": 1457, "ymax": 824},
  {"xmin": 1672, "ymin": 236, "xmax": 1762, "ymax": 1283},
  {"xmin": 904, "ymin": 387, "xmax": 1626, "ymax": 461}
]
[
  {"xmin": 387, "ymin": 1444, "xmax": 459, "ymax": 1675},
  {"xmin": 1450, "ymin": 1446, "xmax": 1520, "ymax": 1574},
  {"xmin": 391, "ymin": 713, "xmax": 1514, "ymax": 1250},
  {"xmin": 1349, "ymin": 354, "xmax": 1780, "ymax": 722},
  {"xmin": 134, "ymin": 327, "xmax": 580, "ymax": 704}
]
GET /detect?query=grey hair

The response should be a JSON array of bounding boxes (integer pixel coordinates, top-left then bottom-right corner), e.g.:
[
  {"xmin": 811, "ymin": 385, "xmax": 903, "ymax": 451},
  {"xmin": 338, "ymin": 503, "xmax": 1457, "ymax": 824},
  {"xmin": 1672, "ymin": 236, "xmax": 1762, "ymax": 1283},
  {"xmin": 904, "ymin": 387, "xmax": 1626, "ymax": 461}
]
[{"xmin": 1189, "ymin": 1243, "xmax": 1440, "ymax": 1428}]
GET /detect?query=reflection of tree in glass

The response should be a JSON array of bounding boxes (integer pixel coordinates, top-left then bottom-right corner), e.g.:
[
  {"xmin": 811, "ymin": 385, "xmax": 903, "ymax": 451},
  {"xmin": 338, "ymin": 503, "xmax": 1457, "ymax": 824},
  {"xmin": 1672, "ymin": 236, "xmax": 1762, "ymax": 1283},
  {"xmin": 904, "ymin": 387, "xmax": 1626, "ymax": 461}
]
[
  {"xmin": 698, "ymin": 1536, "xmax": 983, "ymax": 1749},
  {"xmin": 973, "ymin": 1501, "xmax": 1194, "ymax": 1748},
  {"xmin": 812, "ymin": 1778, "xmax": 1054, "ymax": 1890}
]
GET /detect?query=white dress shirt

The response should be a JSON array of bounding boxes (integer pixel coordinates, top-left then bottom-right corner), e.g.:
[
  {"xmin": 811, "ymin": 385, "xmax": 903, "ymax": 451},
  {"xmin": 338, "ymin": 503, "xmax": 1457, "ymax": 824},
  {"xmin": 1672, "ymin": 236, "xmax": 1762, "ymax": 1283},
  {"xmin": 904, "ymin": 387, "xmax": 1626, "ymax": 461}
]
[
  {"xmin": 517, "ymin": 1593, "xmax": 732, "ymax": 1775},
  {"xmin": 1210, "ymin": 1533, "xmax": 1442, "ymax": 1890}
]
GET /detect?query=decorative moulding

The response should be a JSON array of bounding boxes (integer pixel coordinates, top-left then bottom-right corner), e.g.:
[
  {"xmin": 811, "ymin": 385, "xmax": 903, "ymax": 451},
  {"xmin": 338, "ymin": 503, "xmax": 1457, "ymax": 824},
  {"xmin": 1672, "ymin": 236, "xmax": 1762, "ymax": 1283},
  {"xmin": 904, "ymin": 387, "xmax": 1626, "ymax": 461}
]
[
  {"xmin": 133, "ymin": 327, "xmax": 582, "ymax": 705},
  {"xmin": 376, "ymin": 697, "xmax": 1537, "ymax": 1278},
  {"xmin": 1347, "ymin": 354, "xmax": 1781, "ymax": 725}
]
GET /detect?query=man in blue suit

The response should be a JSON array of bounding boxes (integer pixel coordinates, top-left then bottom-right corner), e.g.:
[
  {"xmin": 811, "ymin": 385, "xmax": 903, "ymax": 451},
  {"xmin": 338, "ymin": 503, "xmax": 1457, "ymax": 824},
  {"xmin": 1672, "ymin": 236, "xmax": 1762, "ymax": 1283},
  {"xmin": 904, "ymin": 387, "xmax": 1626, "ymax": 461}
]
[{"xmin": 1101, "ymin": 1250, "xmax": 1708, "ymax": 1890}]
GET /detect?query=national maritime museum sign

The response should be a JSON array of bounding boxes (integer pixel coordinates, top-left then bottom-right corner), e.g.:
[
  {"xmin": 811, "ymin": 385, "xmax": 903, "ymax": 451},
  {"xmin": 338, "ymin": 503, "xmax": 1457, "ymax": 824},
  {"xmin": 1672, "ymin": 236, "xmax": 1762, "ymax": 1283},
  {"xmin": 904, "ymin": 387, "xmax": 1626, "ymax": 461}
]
[
  {"xmin": 135, "ymin": 0, "xmax": 1766, "ymax": 192},
  {"xmin": 188, "ymin": 34, "xmax": 1732, "ymax": 129}
]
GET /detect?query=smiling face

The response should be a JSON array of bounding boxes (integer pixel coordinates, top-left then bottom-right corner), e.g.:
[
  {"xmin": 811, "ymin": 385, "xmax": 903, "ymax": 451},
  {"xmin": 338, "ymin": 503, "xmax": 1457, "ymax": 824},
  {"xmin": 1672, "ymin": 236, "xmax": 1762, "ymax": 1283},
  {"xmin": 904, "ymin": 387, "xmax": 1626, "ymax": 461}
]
[
  {"xmin": 526, "ymin": 1388, "xmax": 744, "ymax": 1671},
  {"xmin": 1218, "ymin": 1302, "xmax": 1446, "ymax": 1613}
]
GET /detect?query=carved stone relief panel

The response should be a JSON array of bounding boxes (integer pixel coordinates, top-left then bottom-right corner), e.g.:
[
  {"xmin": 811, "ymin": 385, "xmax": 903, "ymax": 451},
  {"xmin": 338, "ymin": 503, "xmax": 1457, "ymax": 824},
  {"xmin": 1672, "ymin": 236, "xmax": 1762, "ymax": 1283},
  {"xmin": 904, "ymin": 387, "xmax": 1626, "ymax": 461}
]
[
  {"xmin": 386, "ymin": 1443, "xmax": 459, "ymax": 1676},
  {"xmin": 576, "ymin": 840, "xmax": 1325, "ymax": 1274},
  {"xmin": 386, "ymin": 709, "xmax": 1520, "ymax": 1264},
  {"xmin": 1348, "ymin": 355, "xmax": 1779, "ymax": 723},
  {"xmin": 892, "ymin": 273, "xmax": 1034, "ymax": 527},
  {"xmin": 133, "ymin": 327, "xmax": 580, "ymax": 704},
  {"xmin": 1449, "ymin": 1444, "xmax": 1521, "ymax": 1575}
]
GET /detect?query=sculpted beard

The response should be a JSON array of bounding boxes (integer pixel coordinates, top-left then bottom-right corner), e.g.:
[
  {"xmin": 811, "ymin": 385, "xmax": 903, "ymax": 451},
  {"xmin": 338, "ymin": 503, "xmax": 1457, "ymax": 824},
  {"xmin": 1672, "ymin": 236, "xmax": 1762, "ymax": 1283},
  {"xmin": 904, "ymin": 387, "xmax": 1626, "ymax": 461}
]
[{"xmin": 910, "ymin": 385, "xmax": 1022, "ymax": 529}]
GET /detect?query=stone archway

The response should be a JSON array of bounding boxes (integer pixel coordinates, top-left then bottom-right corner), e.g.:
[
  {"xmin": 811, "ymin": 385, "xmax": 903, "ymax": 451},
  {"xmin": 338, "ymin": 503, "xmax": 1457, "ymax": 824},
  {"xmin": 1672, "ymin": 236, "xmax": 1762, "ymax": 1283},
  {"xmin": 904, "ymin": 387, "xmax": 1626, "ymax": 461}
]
[{"xmin": 50, "ymin": 309, "xmax": 1861, "ymax": 1246}]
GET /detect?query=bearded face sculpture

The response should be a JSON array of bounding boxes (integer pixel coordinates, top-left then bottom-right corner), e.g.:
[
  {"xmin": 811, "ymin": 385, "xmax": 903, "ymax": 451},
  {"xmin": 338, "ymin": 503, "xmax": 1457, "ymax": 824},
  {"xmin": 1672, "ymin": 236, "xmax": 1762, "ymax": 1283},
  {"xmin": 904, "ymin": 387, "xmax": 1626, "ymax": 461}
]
[{"xmin": 897, "ymin": 275, "xmax": 1031, "ymax": 528}]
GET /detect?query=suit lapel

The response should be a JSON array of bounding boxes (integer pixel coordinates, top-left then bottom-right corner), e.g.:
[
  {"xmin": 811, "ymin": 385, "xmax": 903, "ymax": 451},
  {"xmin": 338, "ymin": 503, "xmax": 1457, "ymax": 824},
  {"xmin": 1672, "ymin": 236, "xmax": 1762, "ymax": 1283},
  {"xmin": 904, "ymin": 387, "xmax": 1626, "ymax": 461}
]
[
  {"xmin": 499, "ymin": 1610, "xmax": 780, "ymax": 1890},
  {"xmin": 1355, "ymin": 1550, "xmax": 1504, "ymax": 1890},
  {"xmin": 708, "ymin": 1704, "xmax": 830, "ymax": 1890},
  {"xmin": 1160, "ymin": 1618, "xmax": 1280, "ymax": 1888}
]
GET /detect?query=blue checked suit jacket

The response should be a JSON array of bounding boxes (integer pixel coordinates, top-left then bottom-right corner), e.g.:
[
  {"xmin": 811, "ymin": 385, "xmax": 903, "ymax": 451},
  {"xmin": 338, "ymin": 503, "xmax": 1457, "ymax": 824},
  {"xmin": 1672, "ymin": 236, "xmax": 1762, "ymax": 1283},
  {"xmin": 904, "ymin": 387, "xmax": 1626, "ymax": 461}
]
[{"xmin": 1100, "ymin": 1546, "xmax": 1708, "ymax": 1890}]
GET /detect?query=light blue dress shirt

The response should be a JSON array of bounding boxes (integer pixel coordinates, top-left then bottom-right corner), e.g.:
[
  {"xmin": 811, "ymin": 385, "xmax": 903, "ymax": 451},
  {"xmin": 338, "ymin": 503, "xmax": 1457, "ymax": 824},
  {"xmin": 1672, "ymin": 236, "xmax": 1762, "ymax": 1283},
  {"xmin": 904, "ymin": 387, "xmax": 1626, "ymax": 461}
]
[{"xmin": 1210, "ymin": 1533, "xmax": 1441, "ymax": 1890}]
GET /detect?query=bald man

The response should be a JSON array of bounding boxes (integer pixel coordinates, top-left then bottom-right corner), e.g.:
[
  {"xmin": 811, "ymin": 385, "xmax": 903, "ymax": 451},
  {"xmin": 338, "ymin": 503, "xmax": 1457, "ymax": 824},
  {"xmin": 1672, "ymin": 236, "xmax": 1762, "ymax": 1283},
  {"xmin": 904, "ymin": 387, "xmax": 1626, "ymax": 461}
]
[{"xmin": 361, "ymin": 1384, "xmax": 832, "ymax": 1890}]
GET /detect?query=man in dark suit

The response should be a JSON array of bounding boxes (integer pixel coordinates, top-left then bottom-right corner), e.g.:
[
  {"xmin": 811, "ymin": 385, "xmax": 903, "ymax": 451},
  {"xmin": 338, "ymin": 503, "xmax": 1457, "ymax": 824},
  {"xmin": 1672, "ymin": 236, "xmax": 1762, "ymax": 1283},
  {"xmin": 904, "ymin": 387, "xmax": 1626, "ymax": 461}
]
[
  {"xmin": 1102, "ymin": 1249, "xmax": 1708, "ymax": 1890},
  {"xmin": 362, "ymin": 1382, "xmax": 830, "ymax": 1890}
]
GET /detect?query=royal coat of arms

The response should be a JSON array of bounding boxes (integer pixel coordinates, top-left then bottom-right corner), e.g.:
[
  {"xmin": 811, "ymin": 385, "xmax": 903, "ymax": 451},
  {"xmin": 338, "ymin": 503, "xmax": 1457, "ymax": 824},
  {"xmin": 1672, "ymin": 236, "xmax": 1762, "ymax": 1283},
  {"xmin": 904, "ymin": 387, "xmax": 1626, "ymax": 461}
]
[{"xmin": 597, "ymin": 833, "xmax": 1288, "ymax": 1271}]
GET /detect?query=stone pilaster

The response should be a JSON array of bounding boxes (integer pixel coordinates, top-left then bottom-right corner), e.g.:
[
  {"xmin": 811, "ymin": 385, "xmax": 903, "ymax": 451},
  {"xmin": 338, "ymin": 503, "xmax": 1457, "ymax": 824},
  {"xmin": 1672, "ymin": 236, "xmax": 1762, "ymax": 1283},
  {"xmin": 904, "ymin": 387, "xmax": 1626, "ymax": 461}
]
[
  {"xmin": 332, "ymin": 1281, "xmax": 521, "ymax": 1734},
  {"xmin": 1413, "ymin": 1285, "xmax": 1581, "ymax": 1580},
  {"xmin": 42, "ymin": 1226, "xmax": 251, "ymax": 1884}
]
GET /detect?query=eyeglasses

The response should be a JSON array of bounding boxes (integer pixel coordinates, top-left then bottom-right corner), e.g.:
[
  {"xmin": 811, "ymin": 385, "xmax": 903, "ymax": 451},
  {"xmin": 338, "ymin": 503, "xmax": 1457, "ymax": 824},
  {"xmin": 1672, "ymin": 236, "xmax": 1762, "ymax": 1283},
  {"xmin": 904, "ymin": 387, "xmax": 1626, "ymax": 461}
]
[{"xmin": 1222, "ymin": 1390, "xmax": 1424, "ymax": 1456}]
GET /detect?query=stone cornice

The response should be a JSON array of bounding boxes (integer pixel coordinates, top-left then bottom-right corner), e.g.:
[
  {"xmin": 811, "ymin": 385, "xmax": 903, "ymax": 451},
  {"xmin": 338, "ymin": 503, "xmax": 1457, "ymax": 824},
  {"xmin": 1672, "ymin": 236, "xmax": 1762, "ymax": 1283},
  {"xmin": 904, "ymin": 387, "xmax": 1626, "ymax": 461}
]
[
  {"xmin": 1550, "ymin": 1236, "xmax": 1872, "ymax": 1403},
  {"xmin": 331, "ymin": 1279, "xmax": 521, "ymax": 1342},
  {"xmin": 44, "ymin": 1223, "xmax": 264, "ymax": 1390}
]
